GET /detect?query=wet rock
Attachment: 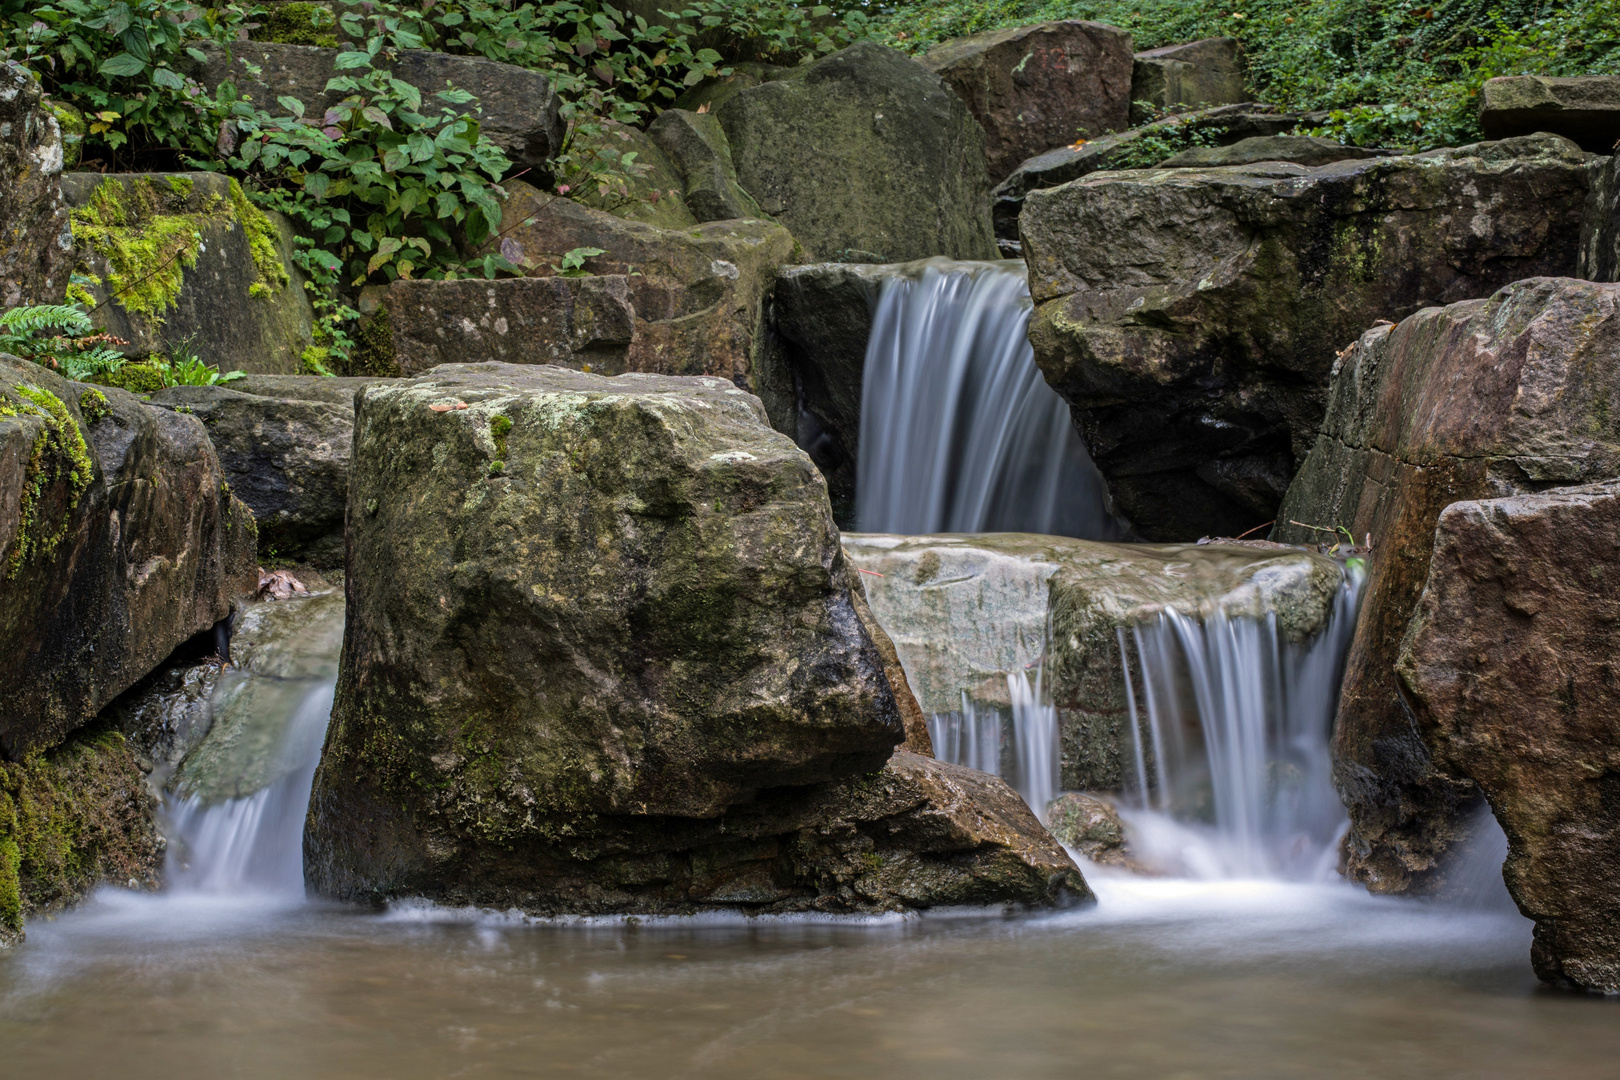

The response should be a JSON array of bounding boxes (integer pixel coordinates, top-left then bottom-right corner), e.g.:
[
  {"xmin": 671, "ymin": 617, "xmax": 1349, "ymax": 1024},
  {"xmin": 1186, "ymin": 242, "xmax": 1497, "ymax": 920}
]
[
  {"xmin": 1, "ymin": 356, "xmax": 258, "ymax": 761},
  {"xmin": 1130, "ymin": 38, "xmax": 1247, "ymax": 124},
  {"xmin": 1480, "ymin": 75, "xmax": 1620, "ymax": 153},
  {"xmin": 1024, "ymin": 134, "xmax": 1595, "ymax": 540},
  {"xmin": 844, "ymin": 533, "xmax": 1344, "ymax": 791},
  {"xmin": 1274, "ymin": 277, "xmax": 1620, "ymax": 894},
  {"xmin": 991, "ymin": 104, "xmax": 1313, "ymax": 240},
  {"xmin": 1397, "ymin": 481, "xmax": 1620, "ymax": 992},
  {"xmin": 191, "ymin": 42, "xmax": 564, "ymax": 167},
  {"xmin": 1045, "ymin": 791, "xmax": 1135, "ymax": 867},
  {"xmin": 1158, "ymin": 134, "xmax": 1388, "ymax": 168},
  {"xmin": 448, "ymin": 181, "xmax": 793, "ymax": 384},
  {"xmin": 717, "ymin": 42, "xmax": 997, "ymax": 262},
  {"xmin": 647, "ymin": 108, "xmax": 764, "ymax": 223},
  {"xmin": 149, "ymin": 375, "xmax": 388, "ymax": 566},
  {"xmin": 1579, "ymin": 151, "xmax": 1620, "ymax": 282},
  {"xmin": 921, "ymin": 21, "xmax": 1134, "ymax": 180},
  {"xmin": 61, "ymin": 172, "xmax": 315, "ymax": 375},
  {"xmin": 0, "ymin": 61, "xmax": 71, "ymax": 307},
  {"xmin": 308, "ymin": 364, "xmax": 1076, "ymax": 913},
  {"xmin": 0, "ymin": 719, "xmax": 163, "ymax": 946}
]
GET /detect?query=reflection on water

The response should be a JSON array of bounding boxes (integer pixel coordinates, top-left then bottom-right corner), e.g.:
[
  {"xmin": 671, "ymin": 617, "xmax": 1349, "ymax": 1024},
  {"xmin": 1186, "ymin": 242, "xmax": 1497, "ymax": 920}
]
[{"xmin": 2, "ymin": 870, "xmax": 1610, "ymax": 1080}]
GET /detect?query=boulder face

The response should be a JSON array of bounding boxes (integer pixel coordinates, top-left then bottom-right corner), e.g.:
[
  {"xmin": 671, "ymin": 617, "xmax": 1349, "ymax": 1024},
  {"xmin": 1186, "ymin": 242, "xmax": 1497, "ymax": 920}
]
[
  {"xmin": 1274, "ymin": 277, "xmax": 1620, "ymax": 894},
  {"xmin": 414, "ymin": 182, "xmax": 794, "ymax": 385},
  {"xmin": 844, "ymin": 533, "xmax": 1345, "ymax": 791},
  {"xmin": 1480, "ymin": 75, "xmax": 1620, "ymax": 153},
  {"xmin": 1158, "ymin": 134, "xmax": 1388, "ymax": 169},
  {"xmin": 307, "ymin": 363, "xmax": 1083, "ymax": 913},
  {"xmin": 921, "ymin": 21, "xmax": 1134, "ymax": 181},
  {"xmin": 62, "ymin": 172, "xmax": 314, "ymax": 375},
  {"xmin": 193, "ymin": 42, "xmax": 564, "ymax": 168},
  {"xmin": 1023, "ymin": 134, "xmax": 1595, "ymax": 541},
  {"xmin": 1397, "ymin": 481, "xmax": 1620, "ymax": 993},
  {"xmin": 0, "ymin": 61, "xmax": 71, "ymax": 308},
  {"xmin": 1130, "ymin": 37, "xmax": 1247, "ymax": 124},
  {"xmin": 717, "ymin": 42, "xmax": 997, "ymax": 262},
  {"xmin": 1580, "ymin": 151, "xmax": 1620, "ymax": 283},
  {"xmin": 149, "ymin": 376, "xmax": 390, "ymax": 566},
  {"xmin": 646, "ymin": 108, "xmax": 764, "ymax": 223},
  {"xmin": 0, "ymin": 355, "xmax": 258, "ymax": 761}
]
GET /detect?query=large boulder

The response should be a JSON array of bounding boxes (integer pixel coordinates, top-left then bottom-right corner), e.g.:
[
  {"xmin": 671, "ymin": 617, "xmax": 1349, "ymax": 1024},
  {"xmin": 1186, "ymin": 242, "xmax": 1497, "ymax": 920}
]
[
  {"xmin": 1130, "ymin": 38, "xmax": 1247, "ymax": 124},
  {"xmin": 991, "ymin": 104, "xmax": 1316, "ymax": 240},
  {"xmin": 1274, "ymin": 277, "xmax": 1620, "ymax": 894},
  {"xmin": 717, "ymin": 42, "xmax": 997, "ymax": 262},
  {"xmin": 1580, "ymin": 151, "xmax": 1620, "ymax": 283},
  {"xmin": 921, "ymin": 21, "xmax": 1134, "ymax": 181},
  {"xmin": 306, "ymin": 363, "xmax": 1081, "ymax": 913},
  {"xmin": 62, "ymin": 172, "xmax": 315, "ymax": 375},
  {"xmin": 0, "ymin": 61, "xmax": 71, "ymax": 308},
  {"xmin": 1023, "ymin": 134, "xmax": 1596, "ymax": 541},
  {"xmin": 0, "ymin": 355, "xmax": 258, "ymax": 761},
  {"xmin": 401, "ymin": 181, "xmax": 794, "ymax": 385},
  {"xmin": 192, "ymin": 42, "xmax": 564, "ymax": 168},
  {"xmin": 149, "ymin": 375, "xmax": 390, "ymax": 566},
  {"xmin": 1158, "ymin": 134, "xmax": 1387, "ymax": 169},
  {"xmin": 646, "ymin": 108, "xmax": 764, "ymax": 224},
  {"xmin": 1397, "ymin": 481, "xmax": 1620, "ymax": 992},
  {"xmin": 1480, "ymin": 75, "xmax": 1620, "ymax": 153},
  {"xmin": 844, "ymin": 533, "xmax": 1345, "ymax": 791}
]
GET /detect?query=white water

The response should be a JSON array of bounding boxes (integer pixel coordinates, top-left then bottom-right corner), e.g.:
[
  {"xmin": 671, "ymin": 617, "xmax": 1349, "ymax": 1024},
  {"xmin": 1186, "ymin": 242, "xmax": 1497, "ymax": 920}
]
[
  {"xmin": 927, "ymin": 666, "xmax": 1059, "ymax": 822},
  {"xmin": 856, "ymin": 260, "xmax": 1122, "ymax": 538},
  {"xmin": 1119, "ymin": 571, "xmax": 1365, "ymax": 880}
]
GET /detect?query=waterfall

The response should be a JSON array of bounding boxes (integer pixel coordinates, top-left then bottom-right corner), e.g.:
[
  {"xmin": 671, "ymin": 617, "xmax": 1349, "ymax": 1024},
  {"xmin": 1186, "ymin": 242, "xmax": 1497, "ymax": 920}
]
[
  {"xmin": 1119, "ymin": 571, "xmax": 1364, "ymax": 880},
  {"xmin": 856, "ymin": 260, "xmax": 1122, "ymax": 538},
  {"xmin": 927, "ymin": 667, "xmax": 1059, "ymax": 823}
]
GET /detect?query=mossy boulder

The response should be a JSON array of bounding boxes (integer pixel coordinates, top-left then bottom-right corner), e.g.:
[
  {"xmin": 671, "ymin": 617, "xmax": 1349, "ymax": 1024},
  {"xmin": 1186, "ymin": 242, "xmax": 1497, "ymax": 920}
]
[
  {"xmin": 647, "ymin": 108, "xmax": 765, "ymax": 223},
  {"xmin": 0, "ymin": 355, "xmax": 258, "ymax": 761},
  {"xmin": 1023, "ymin": 133, "xmax": 1596, "ymax": 540},
  {"xmin": 150, "ymin": 375, "xmax": 394, "ymax": 566},
  {"xmin": 716, "ymin": 42, "xmax": 997, "ymax": 263},
  {"xmin": 1130, "ymin": 37, "xmax": 1248, "ymax": 124},
  {"xmin": 0, "ymin": 61, "xmax": 71, "ymax": 308},
  {"xmin": 843, "ymin": 533, "xmax": 1344, "ymax": 791},
  {"xmin": 1274, "ymin": 277, "xmax": 1620, "ymax": 895},
  {"xmin": 0, "ymin": 721, "xmax": 162, "ymax": 946},
  {"xmin": 61, "ymin": 172, "xmax": 315, "ymax": 375}
]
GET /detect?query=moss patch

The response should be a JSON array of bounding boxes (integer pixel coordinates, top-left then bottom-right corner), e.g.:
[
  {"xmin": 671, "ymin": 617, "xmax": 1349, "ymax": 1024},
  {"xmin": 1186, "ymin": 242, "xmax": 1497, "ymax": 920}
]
[
  {"xmin": 0, "ymin": 721, "xmax": 161, "ymax": 945},
  {"xmin": 228, "ymin": 179, "xmax": 292, "ymax": 296},
  {"xmin": 3, "ymin": 383, "xmax": 94, "ymax": 580},
  {"xmin": 348, "ymin": 304, "xmax": 401, "ymax": 377},
  {"xmin": 254, "ymin": 1, "xmax": 340, "ymax": 47},
  {"xmin": 93, "ymin": 362, "xmax": 165, "ymax": 395}
]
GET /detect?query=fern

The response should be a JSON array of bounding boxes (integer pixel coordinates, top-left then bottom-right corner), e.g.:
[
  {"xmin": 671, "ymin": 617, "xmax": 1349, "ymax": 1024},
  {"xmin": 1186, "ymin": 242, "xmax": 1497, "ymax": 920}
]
[
  {"xmin": 0, "ymin": 304, "xmax": 93, "ymax": 339},
  {"xmin": 0, "ymin": 303, "xmax": 129, "ymax": 383}
]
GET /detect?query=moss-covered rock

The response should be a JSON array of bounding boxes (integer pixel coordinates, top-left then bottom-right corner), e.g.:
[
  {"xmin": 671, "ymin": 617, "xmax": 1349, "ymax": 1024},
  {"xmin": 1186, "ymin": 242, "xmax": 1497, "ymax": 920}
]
[
  {"xmin": 716, "ymin": 42, "xmax": 997, "ymax": 262},
  {"xmin": 1023, "ymin": 133, "xmax": 1596, "ymax": 540},
  {"xmin": 647, "ymin": 108, "xmax": 765, "ymax": 224},
  {"xmin": 61, "ymin": 172, "xmax": 314, "ymax": 375},
  {"xmin": 0, "ymin": 720, "xmax": 162, "ymax": 946},
  {"xmin": 1274, "ymin": 277, "xmax": 1620, "ymax": 895},
  {"xmin": 0, "ymin": 61, "xmax": 71, "ymax": 308},
  {"xmin": 844, "ymin": 533, "xmax": 1345, "ymax": 791},
  {"xmin": 0, "ymin": 354, "xmax": 258, "ymax": 761}
]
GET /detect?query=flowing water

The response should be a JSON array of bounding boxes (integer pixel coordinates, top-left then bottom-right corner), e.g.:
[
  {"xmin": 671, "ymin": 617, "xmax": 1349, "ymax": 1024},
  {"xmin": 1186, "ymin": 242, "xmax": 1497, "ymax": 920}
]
[{"xmin": 856, "ymin": 260, "xmax": 1123, "ymax": 539}]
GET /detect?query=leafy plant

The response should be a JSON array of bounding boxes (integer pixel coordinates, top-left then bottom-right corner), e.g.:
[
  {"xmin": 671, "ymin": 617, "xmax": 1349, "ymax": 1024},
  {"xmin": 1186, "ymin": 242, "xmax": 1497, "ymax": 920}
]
[
  {"xmin": 1111, "ymin": 120, "xmax": 1229, "ymax": 169},
  {"xmin": 150, "ymin": 338, "xmax": 244, "ymax": 385},
  {"xmin": 553, "ymin": 245, "xmax": 606, "ymax": 276},
  {"xmin": 0, "ymin": 304, "xmax": 128, "ymax": 381}
]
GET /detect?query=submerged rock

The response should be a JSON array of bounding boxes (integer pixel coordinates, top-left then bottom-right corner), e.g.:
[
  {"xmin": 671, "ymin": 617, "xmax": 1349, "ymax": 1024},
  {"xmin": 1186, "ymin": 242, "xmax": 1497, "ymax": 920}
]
[
  {"xmin": 0, "ymin": 356, "xmax": 258, "ymax": 761},
  {"xmin": 717, "ymin": 42, "xmax": 997, "ymax": 262},
  {"xmin": 62, "ymin": 172, "xmax": 314, "ymax": 375},
  {"xmin": 1480, "ymin": 74, "xmax": 1620, "ymax": 153},
  {"xmin": 1023, "ymin": 134, "xmax": 1595, "ymax": 540},
  {"xmin": 1130, "ymin": 37, "xmax": 1248, "ymax": 124},
  {"xmin": 844, "ymin": 533, "xmax": 1345, "ymax": 791},
  {"xmin": 307, "ymin": 364, "xmax": 1079, "ymax": 913},
  {"xmin": 1398, "ymin": 481, "xmax": 1620, "ymax": 992},
  {"xmin": 1275, "ymin": 277, "xmax": 1620, "ymax": 894},
  {"xmin": 922, "ymin": 21, "xmax": 1134, "ymax": 181},
  {"xmin": 150, "ymin": 375, "xmax": 388, "ymax": 566},
  {"xmin": 0, "ymin": 61, "xmax": 71, "ymax": 307}
]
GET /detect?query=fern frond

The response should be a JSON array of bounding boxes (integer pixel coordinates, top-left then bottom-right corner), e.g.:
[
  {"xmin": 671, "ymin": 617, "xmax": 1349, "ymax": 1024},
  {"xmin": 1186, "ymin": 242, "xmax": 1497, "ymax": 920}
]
[{"xmin": 0, "ymin": 304, "xmax": 94, "ymax": 338}]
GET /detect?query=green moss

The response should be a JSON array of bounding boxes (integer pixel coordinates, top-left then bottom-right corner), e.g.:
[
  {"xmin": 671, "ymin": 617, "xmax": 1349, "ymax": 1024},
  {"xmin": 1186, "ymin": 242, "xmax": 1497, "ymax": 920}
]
[
  {"xmin": 93, "ymin": 362, "xmax": 165, "ymax": 395},
  {"xmin": 301, "ymin": 345, "xmax": 336, "ymax": 376},
  {"xmin": 348, "ymin": 305, "xmax": 400, "ymax": 377},
  {"xmin": 44, "ymin": 99, "xmax": 84, "ymax": 171},
  {"xmin": 64, "ymin": 281, "xmax": 97, "ymax": 308},
  {"xmin": 3, "ymin": 384, "xmax": 94, "ymax": 579},
  {"xmin": 254, "ymin": 1, "xmax": 340, "ymax": 47},
  {"xmin": 489, "ymin": 414, "xmax": 513, "ymax": 474},
  {"xmin": 166, "ymin": 176, "xmax": 195, "ymax": 200},
  {"xmin": 77, "ymin": 388, "xmax": 109, "ymax": 424},
  {"xmin": 228, "ymin": 179, "xmax": 291, "ymax": 296}
]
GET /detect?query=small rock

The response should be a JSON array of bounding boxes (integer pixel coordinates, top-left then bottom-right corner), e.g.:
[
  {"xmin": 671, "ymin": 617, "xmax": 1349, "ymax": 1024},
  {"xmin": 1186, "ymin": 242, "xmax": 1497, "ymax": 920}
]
[
  {"xmin": 1045, "ymin": 792, "xmax": 1136, "ymax": 868},
  {"xmin": 256, "ymin": 569, "xmax": 308, "ymax": 601}
]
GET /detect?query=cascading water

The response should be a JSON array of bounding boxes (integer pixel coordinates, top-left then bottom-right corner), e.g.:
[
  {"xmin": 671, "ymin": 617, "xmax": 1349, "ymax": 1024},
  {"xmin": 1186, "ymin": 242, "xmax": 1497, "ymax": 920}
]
[
  {"xmin": 856, "ymin": 260, "xmax": 1123, "ymax": 538},
  {"xmin": 926, "ymin": 666, "xmax": 1059, "ymax": 823},
  {"xmin": 1118, "ymin": 570, "xmax": 1365, "ymax": 880}
]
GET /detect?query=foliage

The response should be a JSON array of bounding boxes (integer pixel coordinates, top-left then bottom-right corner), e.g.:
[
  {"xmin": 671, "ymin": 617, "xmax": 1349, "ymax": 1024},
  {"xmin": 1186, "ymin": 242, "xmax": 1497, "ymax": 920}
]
[
  {"xmin": 253, "ymin": 1, "xmax": 341, "ymax": 48},
  {"xmin": 1109, "ymin": 118, "xmax": 1228, "ymax": 168},
  {"xmin": 0, "ymin": 305, "xmax": 127, "ymax": 382},
  {"xmin": 151, "ymin": 338, "xmax": 245, "ymax": 385},
  {"xmin": 871, "ymin": 0, "xmax": 1620, "ymax": 149},
  {"xmin": 554, "ymin": 245, "xmax": 606, "ymax": 276}
]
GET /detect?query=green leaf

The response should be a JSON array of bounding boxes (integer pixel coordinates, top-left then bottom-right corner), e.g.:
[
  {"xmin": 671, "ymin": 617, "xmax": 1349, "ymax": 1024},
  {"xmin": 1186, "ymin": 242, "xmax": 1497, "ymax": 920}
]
[
  {"xmin": 151, "ymin": 67, "xmax": 184, "ymax": 90},
  {"xmin": 98, "ymin": 52, "xmax": 146, "ymax": 78},
  {"xmin": 278, "ymin": 95, "xmax": 307, "ymax": 118},
  {"xmin": 334, "ymin": 50, "xmax": 372, "ymax": 70}
]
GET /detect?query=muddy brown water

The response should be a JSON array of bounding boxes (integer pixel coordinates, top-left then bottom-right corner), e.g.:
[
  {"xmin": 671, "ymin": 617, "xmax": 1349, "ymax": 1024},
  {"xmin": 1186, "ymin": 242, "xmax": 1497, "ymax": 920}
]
[{"xmin": 3, "ymin": 873, "xmax": 1616, "ymax": 1079}]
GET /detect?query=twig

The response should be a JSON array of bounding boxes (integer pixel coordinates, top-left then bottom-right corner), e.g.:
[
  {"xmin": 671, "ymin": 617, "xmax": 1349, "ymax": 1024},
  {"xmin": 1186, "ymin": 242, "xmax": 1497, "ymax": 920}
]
[{"xmin": 1234, "ymin": 519, "xmax": 1275, "ymax": 540}]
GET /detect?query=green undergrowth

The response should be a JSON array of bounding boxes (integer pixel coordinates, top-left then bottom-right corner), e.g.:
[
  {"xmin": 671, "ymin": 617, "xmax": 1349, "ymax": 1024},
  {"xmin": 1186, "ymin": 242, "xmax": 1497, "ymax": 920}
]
[
  {"xmin": 872, "ymin": 0, "xmax": 1620, "ymax": 149},
  {"xmin": 0, "ymin": 381, "xmax": 94, "ymax": 580},
  {"xmin": 0, "ymin": 721, "xmax": 158, "ymax": 943}
]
